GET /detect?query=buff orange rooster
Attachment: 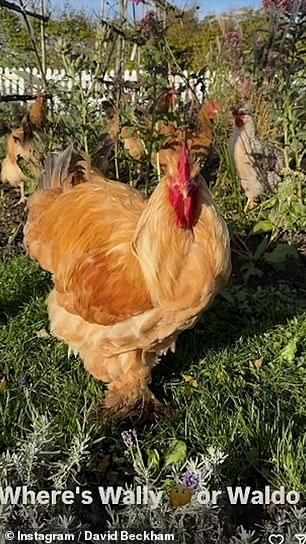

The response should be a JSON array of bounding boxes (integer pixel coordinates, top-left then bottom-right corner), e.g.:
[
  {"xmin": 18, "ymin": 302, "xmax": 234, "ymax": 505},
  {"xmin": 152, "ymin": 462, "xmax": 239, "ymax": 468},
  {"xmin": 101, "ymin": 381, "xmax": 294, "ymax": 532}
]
[{"xmin": 24, "ymin": 137, "xmax": 231, "ymax": 420}]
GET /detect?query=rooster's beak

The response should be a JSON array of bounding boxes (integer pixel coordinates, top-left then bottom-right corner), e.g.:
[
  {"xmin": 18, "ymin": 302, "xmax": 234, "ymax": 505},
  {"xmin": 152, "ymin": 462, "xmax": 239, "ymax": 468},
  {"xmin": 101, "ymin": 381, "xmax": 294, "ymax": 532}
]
[{"xmin": 182, "ymin": 186, "xmax": 189, "ymax": 200}]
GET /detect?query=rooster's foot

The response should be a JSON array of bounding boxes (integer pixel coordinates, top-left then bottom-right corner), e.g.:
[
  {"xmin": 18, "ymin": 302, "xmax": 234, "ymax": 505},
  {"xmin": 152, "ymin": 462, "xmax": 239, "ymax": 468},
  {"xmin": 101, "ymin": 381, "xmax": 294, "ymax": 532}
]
[
  {"xmin": 90, "ymin": 390, "xmax": 173, "ymax": 422},
  {"xmin": 14, "ymin": 184, "xmax": 27, "ymax": 207},
  {"xmin": 14, "ymin": 196, "xmax": 27, "ymax": 207},
  {"xmin": 244, "ymin": 198, "xmax": 257, "ymax": 213}
]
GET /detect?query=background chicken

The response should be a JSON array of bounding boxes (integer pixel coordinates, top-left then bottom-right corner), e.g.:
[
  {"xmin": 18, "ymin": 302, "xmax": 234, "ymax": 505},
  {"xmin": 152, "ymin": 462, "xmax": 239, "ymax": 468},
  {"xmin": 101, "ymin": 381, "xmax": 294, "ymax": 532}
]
[
  {"xmin": 104, "ymin": 98, "xmax": 218, "ymax": 171},
  {"xmin": 104, "ymin": 89, "xmax": 177, "ymax": 162},
  {"xmin": 28, "ymin": 95, "xmax": 47, "ymax": 129},
  {"xmin": 24, "ymin": 135, "xmax": 231, "ymax": 420},
  {"xmin": 1, "ymin": 95, "xmax": 47, "ymax": 204},
  {"xmin": 228, "ymin": 105, "xmax": 285, "ymax": 211}
]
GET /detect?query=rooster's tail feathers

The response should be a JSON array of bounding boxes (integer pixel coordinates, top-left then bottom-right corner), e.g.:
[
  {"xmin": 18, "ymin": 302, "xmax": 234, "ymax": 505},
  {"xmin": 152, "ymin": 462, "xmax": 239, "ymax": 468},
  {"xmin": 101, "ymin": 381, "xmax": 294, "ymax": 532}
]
[{"xmin": 39, "ymin": 145, "xmax": 90, "ymax": 191}]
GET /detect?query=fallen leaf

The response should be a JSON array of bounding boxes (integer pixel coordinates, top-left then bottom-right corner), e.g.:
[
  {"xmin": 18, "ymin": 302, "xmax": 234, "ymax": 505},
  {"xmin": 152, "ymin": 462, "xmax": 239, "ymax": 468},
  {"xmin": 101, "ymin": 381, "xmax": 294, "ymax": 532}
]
[
  {"xmin": 36, "ymin": 328, "xmax": 50, "ymax": 339},
  {"xmin": 254, "ymin": 357, "xmax": 263, "ymax": 371},
  {"xmin": 182, "ymin": 374, "xmax": 199, "ymax": 388},
  {"xmin": 0, "ymin": 377, "xmax": 8, "ymax": 392}
]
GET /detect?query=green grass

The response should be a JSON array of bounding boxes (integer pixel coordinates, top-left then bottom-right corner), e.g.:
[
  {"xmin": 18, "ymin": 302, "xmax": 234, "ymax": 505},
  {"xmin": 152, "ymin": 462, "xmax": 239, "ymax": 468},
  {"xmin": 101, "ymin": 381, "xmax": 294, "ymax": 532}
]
[
  {"xmin": 0, "ymin": 258, "xmax": 106, "ymax": 449},
  {"xmin": 1, "ymin": 254, "xmax": 306, "ymax": 496}
]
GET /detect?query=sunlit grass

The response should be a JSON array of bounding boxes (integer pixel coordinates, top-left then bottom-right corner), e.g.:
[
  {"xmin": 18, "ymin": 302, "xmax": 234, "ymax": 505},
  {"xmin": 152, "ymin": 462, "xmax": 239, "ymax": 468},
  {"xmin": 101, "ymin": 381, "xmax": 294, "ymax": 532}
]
[{"xmin": 1, "ymin": 255, "xmax": 305, "ymax": 495}]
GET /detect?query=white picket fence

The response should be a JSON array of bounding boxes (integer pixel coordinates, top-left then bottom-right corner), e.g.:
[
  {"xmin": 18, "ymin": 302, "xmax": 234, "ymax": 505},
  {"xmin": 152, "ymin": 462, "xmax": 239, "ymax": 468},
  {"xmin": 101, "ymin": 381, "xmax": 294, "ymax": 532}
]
[
  {"xmin": 0, "ymin": 66, "xmax": 209, "ymax": 103},
  {"xmin": 0, "ymin": 66, "xmax": 136, "ymax": 96}
]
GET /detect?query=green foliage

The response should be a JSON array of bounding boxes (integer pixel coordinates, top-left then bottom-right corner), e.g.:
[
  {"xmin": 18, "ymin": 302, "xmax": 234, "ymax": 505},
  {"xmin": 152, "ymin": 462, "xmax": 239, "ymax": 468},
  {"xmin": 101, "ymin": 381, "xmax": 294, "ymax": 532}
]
[
  {"xmin": 45, "ymin": 10, "xmax": 98, "ymax": 69},
  {"xmin": 0, "ymin": 6, "xmax": 99, "ymax": 70},
  {"xmin": 0, "ymin": 8, "xmax": 34, "ymax": 67},
  {"xmin": 255, "ymin": 170, "xmax": 306, "ymax": 239},
  {"xmin": 166, "ymin": 8, "xmax": 268, "ymax": 72},
  {"xmin": 164, "ymin": 440, "xmax": 187, "ymax": 468},
  {"xmin": 0, "ymin": 3, "xmax": 305, "ymax": 540},
  {"xmin": 166, "ymin": 8, "xmax": 205, "ymax": 71}
]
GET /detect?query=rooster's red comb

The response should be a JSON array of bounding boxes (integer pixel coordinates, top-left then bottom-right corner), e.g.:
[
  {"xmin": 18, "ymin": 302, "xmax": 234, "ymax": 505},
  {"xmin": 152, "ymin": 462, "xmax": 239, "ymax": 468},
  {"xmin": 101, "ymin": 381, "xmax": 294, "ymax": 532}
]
[{"xmin": 206, "ymin": 101, "xmax": 219, "ymax": 119}]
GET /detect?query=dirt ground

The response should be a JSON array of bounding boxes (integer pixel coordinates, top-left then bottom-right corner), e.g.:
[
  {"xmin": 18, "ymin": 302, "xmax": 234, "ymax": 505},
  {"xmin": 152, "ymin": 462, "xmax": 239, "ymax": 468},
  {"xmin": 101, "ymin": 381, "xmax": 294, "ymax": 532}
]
[{"xmin": 0, "ymin": 182, "xmax": 26, "ymax": 258}]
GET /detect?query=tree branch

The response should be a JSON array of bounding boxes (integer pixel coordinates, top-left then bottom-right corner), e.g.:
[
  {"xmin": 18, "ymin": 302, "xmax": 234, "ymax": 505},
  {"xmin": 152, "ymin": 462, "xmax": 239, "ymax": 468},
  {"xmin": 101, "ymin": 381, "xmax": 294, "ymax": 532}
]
[
  {"xmin": 0, "ymin": 93, "xmax": 53, "ymax": 102},
  {"xmin": 0, "ymin": 0, "xmax": 49, "ymax": 22}
]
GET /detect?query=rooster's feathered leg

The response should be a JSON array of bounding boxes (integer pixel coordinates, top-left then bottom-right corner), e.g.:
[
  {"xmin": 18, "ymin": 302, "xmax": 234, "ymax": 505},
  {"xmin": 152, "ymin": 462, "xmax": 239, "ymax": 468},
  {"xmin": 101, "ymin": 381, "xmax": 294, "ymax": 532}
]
[
  {"xmin": 86, "ymin": 350, "xmax": 170, "ymax": 420},
  {"xmin": 47, "ymin": 289, "xmax": 170, "ymax": 420}
]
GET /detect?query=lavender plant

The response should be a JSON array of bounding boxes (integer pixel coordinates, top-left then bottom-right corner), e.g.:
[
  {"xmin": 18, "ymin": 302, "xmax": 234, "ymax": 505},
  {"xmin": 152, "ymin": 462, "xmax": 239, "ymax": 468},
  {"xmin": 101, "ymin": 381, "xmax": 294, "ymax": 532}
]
[
  {"xmin": 106, "ymin": 430, "xmax": 228, "ymax": 543},
  {"xmin": 0, "ymin": 409, "xmax": 91, "ymax": 534},
  {"xmin": 104, "ymin": 431, "xmax": 306, "ymax": 543}
]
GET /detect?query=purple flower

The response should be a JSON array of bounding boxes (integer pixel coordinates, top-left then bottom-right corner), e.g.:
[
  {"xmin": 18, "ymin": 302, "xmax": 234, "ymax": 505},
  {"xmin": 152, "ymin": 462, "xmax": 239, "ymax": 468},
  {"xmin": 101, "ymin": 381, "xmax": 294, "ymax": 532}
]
[
  {"xmin": 121, "ymin": 429, "xmax": 137, "ymax": 449},
  {"xmin": 131, "ymin": 0, "xmax": 145, "ymax": 4},
  {"xmin": 140, "ymin": 11, "xmax": 159, "ymax": 37},
  {"xmin": 223, "ymin": 32, "xmax": 244, "ymax": 49},
  {"xmin": 19, "ymin": 374, "xmax": 31, "ymax": 391},
  {"xmin": 262, "ymin": 0, "xmax": 306, "ymax": 11},
  {"xmin": 181, "ymin": 470, "xmax": 200, "ymax": 495}
]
